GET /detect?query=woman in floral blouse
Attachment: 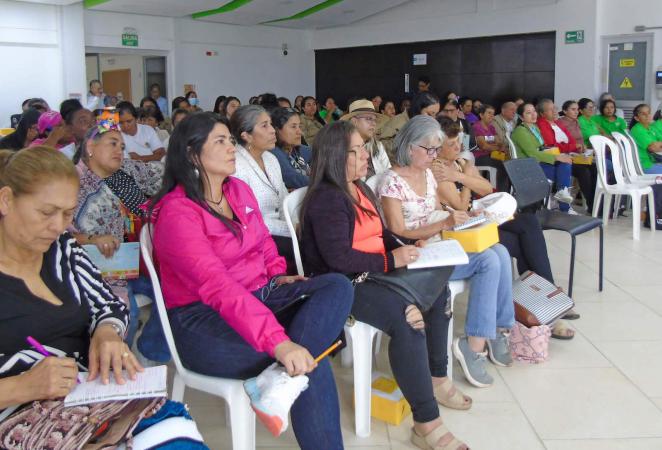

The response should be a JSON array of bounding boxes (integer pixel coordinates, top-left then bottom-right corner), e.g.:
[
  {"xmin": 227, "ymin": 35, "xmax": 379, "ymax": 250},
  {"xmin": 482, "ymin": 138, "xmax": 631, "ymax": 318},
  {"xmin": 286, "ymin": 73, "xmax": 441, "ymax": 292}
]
[{"xmin": 71, "ymin": 110, "xmax": 168, "ymax": 362}]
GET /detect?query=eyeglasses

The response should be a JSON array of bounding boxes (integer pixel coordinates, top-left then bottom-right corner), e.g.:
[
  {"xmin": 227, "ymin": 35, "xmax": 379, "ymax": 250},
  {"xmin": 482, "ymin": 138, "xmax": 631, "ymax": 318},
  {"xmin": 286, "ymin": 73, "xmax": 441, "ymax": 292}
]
[
  {"xmin": 355, "ymin": 115, "xmax": 377, "ymax": 123},
  {"xmin": 416, "ymin": 144, "xmax": 441, "ymax": 156}
]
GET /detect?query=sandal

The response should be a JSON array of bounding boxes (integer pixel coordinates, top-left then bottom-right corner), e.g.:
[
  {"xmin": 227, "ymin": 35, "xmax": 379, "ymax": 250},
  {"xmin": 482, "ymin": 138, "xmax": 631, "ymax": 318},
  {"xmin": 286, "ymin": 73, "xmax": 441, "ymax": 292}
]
[
  {"xmin": 562, "ymin": 309, "xmax": 581, "ymax": 320},
  {"xmin": 433, "ymin": 378, "xmax": 472, "ymax": 410},
  {"xmin": 411, "ymin": 423, "xmax": 469, "ymax": 450},
  {"xmin": 551, "ymin": 321, "xmax": 575, "ymax": 340}
]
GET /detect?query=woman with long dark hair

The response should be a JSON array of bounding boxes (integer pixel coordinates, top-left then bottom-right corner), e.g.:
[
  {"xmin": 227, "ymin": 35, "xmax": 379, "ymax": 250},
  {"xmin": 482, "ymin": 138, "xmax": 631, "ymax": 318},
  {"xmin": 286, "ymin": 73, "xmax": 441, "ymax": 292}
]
[
  {"xmin": 300, "ymin": 121, "xmax": 470, "ymax": 450},
  {"xmin": 270, "ymin": 107, "xmax": 312, "ymax": 189},
  {"xmin": 0, "ymin": 108, "xmax": 41, "ymax": 150},
  {"xmin": 149, "ymin": 112, "xmax": 352, "ymax": 449}
]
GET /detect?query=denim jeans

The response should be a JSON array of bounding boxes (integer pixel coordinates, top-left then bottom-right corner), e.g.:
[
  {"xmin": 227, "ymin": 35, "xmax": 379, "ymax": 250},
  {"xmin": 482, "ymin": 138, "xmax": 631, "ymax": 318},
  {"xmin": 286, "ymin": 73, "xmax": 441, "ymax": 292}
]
[
  {"xmin": 127, "ymin": 276, "xmax": 171, "ymax": 363},
  {"xmin": 351, "ymin": 282, "xmax": 450, "ymax": 424},
  {"xmin": 450, "ymin": 243, "xmax": 514, "ymax": 339},
  {"xmin": 540, "ymin": 161, "xmax": 572, "ymax": 212},
  {"xmin": 168, "ymin": 273, "xmax": 353, "ymax": 450},
  {"xmin": 644, "ymin": 164, "xmax": 662, "ymax": 174}
]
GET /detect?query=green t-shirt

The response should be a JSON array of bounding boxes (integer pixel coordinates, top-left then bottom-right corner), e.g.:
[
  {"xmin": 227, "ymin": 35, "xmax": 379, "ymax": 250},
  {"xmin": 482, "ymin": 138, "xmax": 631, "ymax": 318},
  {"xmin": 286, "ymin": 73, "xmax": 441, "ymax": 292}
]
[
  {"xmin": 578, "ymin": 115, "xmax": 601, "ymax": 148},
  {"xmin": 630, "ymin": 122, "xmax": 662, "ymax": 169},
  {"xmin": 652, "ymin": 119, "xmax": 662, "ymax": 136},
  {"xmin": 592, "ymin": 115, "xmax": 627, "ymax": 136}
]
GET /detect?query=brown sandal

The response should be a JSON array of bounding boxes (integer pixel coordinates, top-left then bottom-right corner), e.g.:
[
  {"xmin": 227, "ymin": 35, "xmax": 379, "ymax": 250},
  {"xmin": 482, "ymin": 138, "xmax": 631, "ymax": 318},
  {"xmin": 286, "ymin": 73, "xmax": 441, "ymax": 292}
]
[
  {"xmin": 433, "ymin": 378, "xmax": 472, "ymax": 410},
  {"xmin": 411, "ymin": 423, "xmax": 469, "ymax": 450}
]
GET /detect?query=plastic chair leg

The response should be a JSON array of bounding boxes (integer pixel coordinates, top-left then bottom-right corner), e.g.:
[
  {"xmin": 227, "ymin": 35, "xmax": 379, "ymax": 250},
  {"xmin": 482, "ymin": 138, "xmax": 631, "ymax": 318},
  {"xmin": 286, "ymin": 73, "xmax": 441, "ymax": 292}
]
[
  {"xmin": 568, "ymin": 235, "xmax": 577, "ymax": 298},
  {"xmin": 602, "ymin": 194, "xmax": 612, "ymax": 225},
  {"xmin": 648, "ymin": 192, "xmax": 656, "ymax": 235},
  {"xmin": 598, "ymin": 225, "xmax": 604, "ymax": 292},
  {"xmin": 632, "ymin": 194, "xmax": 641, "ymax": 240},
  {"xmin": 341, "ymin": 326, "xmax": 354, "ymax": 367},
  {"xmin": 171, "ymin": 373, "xmax": 185, "ymax": 402},
  {"xmin": 613, "ymin": 194, "xmax": 622, "ymax": 219},
  {"xmin": 350, "ymin": 322, "xmax": 377, "ymax": 438},
  {"xmin": 592, "ymin": 190, "xmax": 603, "ymax": 218},
  {"xmin": 228, "ymin": 387, "xmax": 256, "ymax": 450}
]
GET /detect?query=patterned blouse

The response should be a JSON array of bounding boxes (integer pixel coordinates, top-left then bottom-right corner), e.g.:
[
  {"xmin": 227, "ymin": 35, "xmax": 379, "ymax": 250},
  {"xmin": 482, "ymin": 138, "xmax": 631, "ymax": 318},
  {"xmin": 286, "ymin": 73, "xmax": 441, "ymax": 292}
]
[{"xmin": 378, "ymin": 168, "xmax": 439, "ymax": 229}]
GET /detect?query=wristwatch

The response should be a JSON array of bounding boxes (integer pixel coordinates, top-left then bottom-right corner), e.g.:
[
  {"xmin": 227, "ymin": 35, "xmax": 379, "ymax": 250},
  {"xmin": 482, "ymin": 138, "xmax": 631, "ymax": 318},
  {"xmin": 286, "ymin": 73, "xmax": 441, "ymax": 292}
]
[{"xmin": 101, "ymin": 322, "xmax": 123, "ymax": 337}]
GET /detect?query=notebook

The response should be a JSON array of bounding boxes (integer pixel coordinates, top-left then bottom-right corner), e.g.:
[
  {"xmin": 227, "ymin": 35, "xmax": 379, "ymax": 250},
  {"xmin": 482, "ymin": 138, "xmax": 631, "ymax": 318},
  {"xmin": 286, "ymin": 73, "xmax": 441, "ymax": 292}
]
[
  {"xmin": 83, "ymin": 242, "xmax": 140, "ymax": 280},
  {"xmin": 64, "ymin": 365, "xmax": 167, "ymax": 407},
  {"xmin": 407, "ymin": 239, "xmax": 469, "ymax": 269},
  {"xmin": 453, "ymin": 214, "xmax": 487, "ymax": 231}
]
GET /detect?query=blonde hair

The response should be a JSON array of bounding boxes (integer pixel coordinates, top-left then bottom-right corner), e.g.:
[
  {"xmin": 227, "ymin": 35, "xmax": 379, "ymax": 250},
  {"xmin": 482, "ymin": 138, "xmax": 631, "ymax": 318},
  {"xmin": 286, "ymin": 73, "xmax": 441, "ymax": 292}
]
[{"xmin": 0, "ymin": 146, "xmax": 79, "ymax": 196}]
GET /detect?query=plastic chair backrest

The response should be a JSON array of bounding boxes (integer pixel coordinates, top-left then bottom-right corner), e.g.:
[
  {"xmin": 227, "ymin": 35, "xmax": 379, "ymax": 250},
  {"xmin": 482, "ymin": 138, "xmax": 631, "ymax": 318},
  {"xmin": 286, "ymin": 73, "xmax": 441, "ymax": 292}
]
[
  {"xmin": 366, "ymin": 172, "xmax": 386, "ymax": 193},
  {"xmin": 614, "ymin": 131, "xmax": 645, "ymax": 176},
  {"xmin": 591, "ymin": 135, "xmax": 628, "ymax": 188},
  {"xmin": 612, "ymin": 132, "xmax": 637, "ymax": 182},
  {"xmin": 503, "ymin": 157, "xmax": 550, "ymax": 210},
  {"xmin": 139, "ymin": 225, "xmax": 188, "ymax": 376},
  {"xmin": 283, "ymin": 187, "xmax": 308, "ymax": 276},
  {"xmin": 506, "ymin": 134, "xmax": 518, "ymax": 159}
]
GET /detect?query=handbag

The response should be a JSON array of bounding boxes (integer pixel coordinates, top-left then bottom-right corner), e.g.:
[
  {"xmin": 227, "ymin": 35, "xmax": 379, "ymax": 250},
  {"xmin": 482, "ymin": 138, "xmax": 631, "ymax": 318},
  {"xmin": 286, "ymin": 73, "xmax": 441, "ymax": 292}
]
[
  {"xmin": 0, "ymin": 398, "xmax": 164, "ymax": 450},
  {"xmin": 512, "ymin": 271, "xmax": 574, "ymax": 327},
  {"xmin": 510, "ymin": 321, "xmax": 551, "ymax": 364},
  {"xmin": 356, "ymin": 265, "xmax": 454, "ymax": 312}
]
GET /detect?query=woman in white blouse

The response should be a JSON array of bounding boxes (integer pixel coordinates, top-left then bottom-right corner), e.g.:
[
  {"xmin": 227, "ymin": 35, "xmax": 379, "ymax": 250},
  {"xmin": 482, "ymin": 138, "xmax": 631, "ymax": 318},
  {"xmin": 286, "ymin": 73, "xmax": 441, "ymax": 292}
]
[{"xmin": 230, "ymin": 105, "xmax": 293, "ymax": 265}]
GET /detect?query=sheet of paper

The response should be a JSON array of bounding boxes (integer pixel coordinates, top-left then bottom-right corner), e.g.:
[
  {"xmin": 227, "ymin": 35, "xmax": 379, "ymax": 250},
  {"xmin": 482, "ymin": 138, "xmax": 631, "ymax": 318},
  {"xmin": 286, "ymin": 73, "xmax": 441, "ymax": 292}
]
[
  {"xmin": 407, "ymin": 239, "xmax": 469, "ymax": 269},
  {"xmin": 83, "ymin": 242, "xmax": 140, "ymax": 279},
  {"xmin": 65, "ymin": 365, "xmax": 167, "ymax": 407}
]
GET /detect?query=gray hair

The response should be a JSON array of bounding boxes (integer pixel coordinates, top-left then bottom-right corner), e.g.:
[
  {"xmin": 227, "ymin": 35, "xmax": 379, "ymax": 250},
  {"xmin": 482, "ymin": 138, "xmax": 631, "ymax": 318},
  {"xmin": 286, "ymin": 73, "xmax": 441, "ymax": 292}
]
[
  {"xmin": 229, "ymin": 104, "xmax": 267, "ymax": 146},
  {"xmin": 536, "ymin": 98, "xmax": 554, "ymax": 115},
  {"xmin": 393, "ymin": 115, "xmax": 445, "ymax": 167}
]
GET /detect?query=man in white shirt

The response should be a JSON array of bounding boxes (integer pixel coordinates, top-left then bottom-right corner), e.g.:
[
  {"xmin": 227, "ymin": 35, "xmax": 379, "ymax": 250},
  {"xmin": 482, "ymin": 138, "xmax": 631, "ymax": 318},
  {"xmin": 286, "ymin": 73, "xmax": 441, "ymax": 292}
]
[
  {"xmin": 117, "ymin": 102, "xmax": 165, "ymax": 162},
  {"xmin": 340, "ymin": 99, "xmax": 392, "ymax": 180}
]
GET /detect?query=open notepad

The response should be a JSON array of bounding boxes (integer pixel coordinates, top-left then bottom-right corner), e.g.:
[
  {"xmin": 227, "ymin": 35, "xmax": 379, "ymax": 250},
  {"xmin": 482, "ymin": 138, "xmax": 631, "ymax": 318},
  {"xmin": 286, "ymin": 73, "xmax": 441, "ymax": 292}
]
[
  {"xmin": 407, "ymin": 239, "xmax": 469, "ymax": 269},
  {"xmin": 64, "ymin": 365, "xmax": 167, "ymax": 407}
]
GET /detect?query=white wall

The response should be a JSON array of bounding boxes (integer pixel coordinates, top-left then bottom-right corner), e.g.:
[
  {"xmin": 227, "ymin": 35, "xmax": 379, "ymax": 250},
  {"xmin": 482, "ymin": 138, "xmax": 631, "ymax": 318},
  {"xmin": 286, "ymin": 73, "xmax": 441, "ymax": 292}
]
[
  {"xmin": 597, "ymin": 0, "xmax": 662, "ymax": 106},
  {"xmin": 310, "ymin": 0, "xmax": 600, "ymax": 106},
  {"xmin": 173, "ymin": 18, "xmax": 314, "ymax": 110},
  {"xmin": 0, "ymin": 0, "xmax": 86, "ymax": 128}
]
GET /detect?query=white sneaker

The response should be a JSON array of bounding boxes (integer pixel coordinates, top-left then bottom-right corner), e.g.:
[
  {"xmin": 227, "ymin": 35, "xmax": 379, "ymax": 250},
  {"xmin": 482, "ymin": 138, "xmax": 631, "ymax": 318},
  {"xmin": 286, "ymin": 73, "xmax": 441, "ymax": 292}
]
[
  {"xmin": 244, "ymin": 363, "xmax": 309, "ymax": 436},
  {"xmin": 554, "ymin": 187, "xmax": 574, "ymax": 204},
  {"xmin": 566, "ymin": 207, "xmax": 580, "ymax": 215}
]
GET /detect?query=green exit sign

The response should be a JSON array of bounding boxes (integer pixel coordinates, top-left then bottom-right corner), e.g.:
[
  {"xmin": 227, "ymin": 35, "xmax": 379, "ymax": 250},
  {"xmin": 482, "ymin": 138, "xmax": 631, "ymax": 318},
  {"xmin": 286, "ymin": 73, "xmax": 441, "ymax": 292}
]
[
  {"xmin": 122, "ymin": 33, "xmax": 138, "ymax": 47},
  {"xmin": 565, "ymin": 30, "xmax": 584, "ymax": 44}
]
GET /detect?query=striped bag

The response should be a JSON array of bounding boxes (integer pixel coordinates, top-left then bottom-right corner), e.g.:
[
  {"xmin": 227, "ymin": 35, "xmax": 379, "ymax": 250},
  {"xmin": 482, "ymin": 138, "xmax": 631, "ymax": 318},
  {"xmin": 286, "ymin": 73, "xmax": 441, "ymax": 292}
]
[{"xmin": 513, "ymin": 271, "xmax": 574, "ymax": 327}]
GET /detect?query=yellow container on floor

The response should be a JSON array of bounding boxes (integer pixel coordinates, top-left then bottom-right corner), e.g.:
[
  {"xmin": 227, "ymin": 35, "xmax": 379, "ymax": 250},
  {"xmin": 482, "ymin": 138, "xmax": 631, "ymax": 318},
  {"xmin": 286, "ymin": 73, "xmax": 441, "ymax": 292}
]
[
  {"xmin": 357, "ymin": 373, "xmax": 411, "ymax": 426},
  {"xmin": 490, "ymin": 150, "xmax": 507, "ymax": 161},
  {"xmin": 572, "ymin": 154, "xmax": 594, "ymax": 165},
  {"xmin": 442, "ymin": 221, "xmax": 499, "ymax": 253},
  {"xmin": 542, "ymin": 147, "xmax": 560, "ymax": 155}
]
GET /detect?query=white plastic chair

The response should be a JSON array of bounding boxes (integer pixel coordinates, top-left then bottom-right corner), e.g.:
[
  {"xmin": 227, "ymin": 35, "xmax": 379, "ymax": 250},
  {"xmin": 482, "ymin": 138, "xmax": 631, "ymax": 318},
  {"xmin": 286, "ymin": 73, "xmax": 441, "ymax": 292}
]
[
  {"xmin": 475, "ymin": 166, "xmax": 497, "ymax": 189},
  {"xmin": 506, "ymin": 134, "xmax": 518, "ymax": 159},
  {"xmin": 612, "ymin": 131, "xmax": 658, "ymax": 186},
  {"xmin": 590, "ymin": 135, "xmax": 655, "ymax": 240},
  {"xmin": 139, "ymin": 226, "xmax": 256, "ymax": 450}
]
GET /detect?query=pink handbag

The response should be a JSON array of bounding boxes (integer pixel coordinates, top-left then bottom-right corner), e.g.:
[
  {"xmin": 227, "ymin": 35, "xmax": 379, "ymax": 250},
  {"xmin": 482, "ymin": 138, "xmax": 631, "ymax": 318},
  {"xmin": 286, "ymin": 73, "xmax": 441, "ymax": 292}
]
[{"xmin": 510, "ymin": 321, "xmax": 551, "ymax": 364}]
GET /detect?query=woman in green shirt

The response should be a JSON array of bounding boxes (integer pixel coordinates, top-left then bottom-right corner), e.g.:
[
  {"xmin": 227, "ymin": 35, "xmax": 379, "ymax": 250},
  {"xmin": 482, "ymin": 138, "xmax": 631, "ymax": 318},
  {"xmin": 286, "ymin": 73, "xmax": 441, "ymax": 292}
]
[
  {"xmin": 511, "ymin": 103, "xmax": 575, "ymax": 213},
  {"xmin": 577, "ymin": 98, "xmax": 605, "ymax": 149},
  {"xmin": 629, "ymin": 103, "xmax": 662, "ymax": 174},
  {"xmin": 593, "ymin": 99, "xmax": 627, "ymax": 136}
]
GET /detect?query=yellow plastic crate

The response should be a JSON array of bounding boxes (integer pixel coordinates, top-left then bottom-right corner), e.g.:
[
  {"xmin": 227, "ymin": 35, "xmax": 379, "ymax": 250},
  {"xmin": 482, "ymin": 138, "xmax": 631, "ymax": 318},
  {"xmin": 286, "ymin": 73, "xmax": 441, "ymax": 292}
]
[
  {"xmin": 442, "ymin": 221, "xmax": 500, "ymax": 253},
  {"xmin": 542, "ymin": 147, "xmax": 560, "ymax": 155},
  {"xmin": 354, "ymin": 373, "xmax": 412, "ymax": 426},
  {"xmin": 572, "ymin": 154, "xmax": 593, "ymax": 165}
]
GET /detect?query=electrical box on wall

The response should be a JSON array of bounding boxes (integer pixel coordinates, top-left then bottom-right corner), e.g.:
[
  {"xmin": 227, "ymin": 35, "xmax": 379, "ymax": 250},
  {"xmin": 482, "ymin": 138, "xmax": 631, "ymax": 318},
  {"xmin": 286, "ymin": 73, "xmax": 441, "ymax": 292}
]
[{"xmin": 656, "ymin": 67, "xmax": 662, "ymax": 99}]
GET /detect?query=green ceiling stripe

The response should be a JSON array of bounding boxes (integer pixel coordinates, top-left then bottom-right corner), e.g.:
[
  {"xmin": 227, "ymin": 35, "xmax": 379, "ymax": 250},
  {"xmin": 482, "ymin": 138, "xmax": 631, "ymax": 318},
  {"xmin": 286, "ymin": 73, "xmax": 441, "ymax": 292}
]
[
  {"xmin": 83, "ymin": 0, "xmax": 112, "ymax": 7},
  {"xmin": 192, "ymin": 0, "xmax": 255, "ymax": 19},
  {"xmin": 261, "ymin": 0, "xmax": 345, "ymax": 24}
]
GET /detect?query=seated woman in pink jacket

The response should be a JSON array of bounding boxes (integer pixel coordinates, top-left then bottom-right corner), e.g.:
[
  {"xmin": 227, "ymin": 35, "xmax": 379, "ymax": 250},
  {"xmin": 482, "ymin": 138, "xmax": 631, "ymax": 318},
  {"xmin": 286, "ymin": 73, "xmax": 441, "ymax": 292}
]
[{"xmin": 150, "ymin": 112, "xmax": 352, "ymax": 450}]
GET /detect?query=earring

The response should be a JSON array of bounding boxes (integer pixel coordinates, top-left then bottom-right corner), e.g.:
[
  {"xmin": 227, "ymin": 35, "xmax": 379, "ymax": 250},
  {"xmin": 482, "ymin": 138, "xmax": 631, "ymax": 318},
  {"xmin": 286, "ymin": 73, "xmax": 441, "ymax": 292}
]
[
  {"xmin": 88, "ymin": 153, "xmax": 93, "ymax": 158},
  {"xmin": 193, "ymin": 167, "xmax": 199, "ymax": 178}
]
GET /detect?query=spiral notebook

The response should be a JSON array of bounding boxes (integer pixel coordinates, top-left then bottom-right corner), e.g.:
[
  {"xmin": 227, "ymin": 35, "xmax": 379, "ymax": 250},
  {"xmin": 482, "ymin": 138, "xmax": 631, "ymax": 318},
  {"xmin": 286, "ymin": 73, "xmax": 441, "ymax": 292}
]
[{"xmin": 64, "ymin": 365, "xmax": 167, "ymax": 407}]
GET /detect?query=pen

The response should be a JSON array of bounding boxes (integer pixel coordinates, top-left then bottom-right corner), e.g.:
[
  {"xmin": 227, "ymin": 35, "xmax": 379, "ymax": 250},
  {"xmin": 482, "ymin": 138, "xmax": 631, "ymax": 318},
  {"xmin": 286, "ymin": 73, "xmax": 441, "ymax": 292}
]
[
  {"xmin": 314, "ymin": 340, "xmax": 343, "ymax": 364},
  {"xmin": 393, "ymin": 236, "xmax": 407, "ymax": 246},
  {"xmin": 27, "ymin": 336, "xmax": 80, "ymax": 384}
]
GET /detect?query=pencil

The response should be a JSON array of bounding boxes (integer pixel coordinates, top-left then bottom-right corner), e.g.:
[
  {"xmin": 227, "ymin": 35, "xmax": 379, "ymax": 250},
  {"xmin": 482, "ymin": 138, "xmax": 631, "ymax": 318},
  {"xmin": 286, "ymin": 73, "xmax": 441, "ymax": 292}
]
[{"xmin": 314, "ymin": 340, "xmax": 343, "ymax": 363}]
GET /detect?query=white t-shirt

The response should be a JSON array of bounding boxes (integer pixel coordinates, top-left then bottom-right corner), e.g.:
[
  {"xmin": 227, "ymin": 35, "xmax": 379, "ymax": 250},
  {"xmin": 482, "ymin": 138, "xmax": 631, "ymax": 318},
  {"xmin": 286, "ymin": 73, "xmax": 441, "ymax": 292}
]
[{"xmin": 121, "ymin": 124, "xmax": 164, "ymax": 157}]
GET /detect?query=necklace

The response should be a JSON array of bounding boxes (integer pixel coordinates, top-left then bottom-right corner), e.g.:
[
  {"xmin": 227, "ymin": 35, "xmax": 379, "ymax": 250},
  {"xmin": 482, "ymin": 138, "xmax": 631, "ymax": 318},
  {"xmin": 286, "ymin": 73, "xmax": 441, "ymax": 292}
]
[{"xmin": 205, "ymin": 190, "xmax": 225, "ymax": 211}]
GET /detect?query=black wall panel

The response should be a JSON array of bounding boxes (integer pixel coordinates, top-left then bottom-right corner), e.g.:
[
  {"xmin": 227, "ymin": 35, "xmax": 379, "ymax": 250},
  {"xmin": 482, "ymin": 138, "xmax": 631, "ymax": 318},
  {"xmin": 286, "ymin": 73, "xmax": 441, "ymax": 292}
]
[{"xmin": 315, "ymin": 32, "xmax": 555, "ymax": 110}]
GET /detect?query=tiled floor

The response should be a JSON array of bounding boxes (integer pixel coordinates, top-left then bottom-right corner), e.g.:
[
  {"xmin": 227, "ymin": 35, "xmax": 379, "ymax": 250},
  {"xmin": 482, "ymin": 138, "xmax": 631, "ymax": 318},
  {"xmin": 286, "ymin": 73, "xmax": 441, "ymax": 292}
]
[{"xmin": 182, "ymin": 216, "xmax": 662, "ymax": 449}]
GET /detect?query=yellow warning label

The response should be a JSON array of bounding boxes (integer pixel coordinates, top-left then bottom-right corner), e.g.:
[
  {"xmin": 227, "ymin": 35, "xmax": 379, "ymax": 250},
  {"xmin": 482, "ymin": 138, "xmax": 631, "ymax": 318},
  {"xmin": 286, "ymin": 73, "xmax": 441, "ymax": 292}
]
[
  {"xmin": 620, "ymin": 77, "xmax": 633, "ymax": 89},
  {"xmin": 620, "ymin": 58, "xmax": 636, "ymax": 67}
]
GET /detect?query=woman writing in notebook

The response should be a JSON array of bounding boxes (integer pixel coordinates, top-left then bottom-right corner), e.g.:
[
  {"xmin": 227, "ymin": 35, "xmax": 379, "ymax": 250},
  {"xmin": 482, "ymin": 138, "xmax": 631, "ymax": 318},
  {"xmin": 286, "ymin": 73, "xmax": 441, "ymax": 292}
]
[
  {"xmin": 301, "ymin": 121, "xmax": 470, "ymax": 450},
  {"xmin": 433, "ymin": 118, "xmax": 576, "ymax": 339},
  {"xmin": 377, "ymin": 116, "xmax": 515, "ymax": 389},
  {"xmin": 0, "ymin": 147, "xmax": 206, "ymax": 446}
]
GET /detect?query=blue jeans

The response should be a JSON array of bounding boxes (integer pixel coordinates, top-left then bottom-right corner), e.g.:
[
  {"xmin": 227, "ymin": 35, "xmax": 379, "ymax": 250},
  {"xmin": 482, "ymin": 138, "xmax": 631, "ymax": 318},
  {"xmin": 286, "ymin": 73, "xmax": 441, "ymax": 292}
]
[
  {"xmin": 127, "ymin": 276, "xmax": 171, "ymax": 362},
  {"xmin": 168, "ymin": 273, "xmax": 353, "ymax": 450},
  {"xmin": 540, "ymin": 161, "xmax": 572, "ymax": 212},
  {"xmin": 450, "ymin": 244, "xmax": 514, "ymax": 339},
  {"xmin": 644, "ymin": 164, "xmax": 662, "ymax": 174}
]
